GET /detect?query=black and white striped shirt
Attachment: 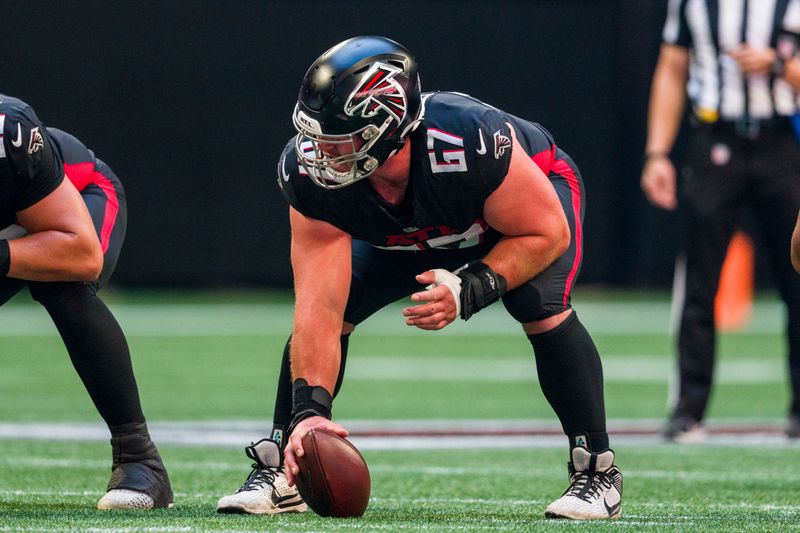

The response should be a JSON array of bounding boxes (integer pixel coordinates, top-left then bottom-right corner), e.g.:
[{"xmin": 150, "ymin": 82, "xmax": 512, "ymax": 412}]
[{"xmin": 664, "ymin": 0, "xmax": 800, "ymax": 119}]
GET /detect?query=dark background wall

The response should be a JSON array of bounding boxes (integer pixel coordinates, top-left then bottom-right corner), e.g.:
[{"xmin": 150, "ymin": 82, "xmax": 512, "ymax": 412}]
[{"xmin": 2, "ymin": 0, "xmax": 675, "ymax": 288}]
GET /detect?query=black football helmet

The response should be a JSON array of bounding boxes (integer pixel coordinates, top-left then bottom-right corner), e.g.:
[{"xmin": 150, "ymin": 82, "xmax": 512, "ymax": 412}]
[{"xmin": 293, "ymin": 36, "xmax": 422, "ymax": 188}]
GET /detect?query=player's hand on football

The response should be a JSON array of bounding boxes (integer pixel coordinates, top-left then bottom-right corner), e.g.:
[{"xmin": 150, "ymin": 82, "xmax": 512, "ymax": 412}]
[
  {"xmin": 403, "ymin": 269, "xmax": 460, "ymax": 330},
  {"xmin": 283, "ymin": 416, "xmax": 349, "ymax": 486},
  {"xmin": 640, "ymin": 155, "xmax": 677, "ymax": 210}
]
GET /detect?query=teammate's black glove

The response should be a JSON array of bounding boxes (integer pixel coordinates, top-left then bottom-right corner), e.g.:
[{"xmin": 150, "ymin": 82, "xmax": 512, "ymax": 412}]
[{"xmin": 287, "ymin": 378, "xmax": 333, "ymax": 435}]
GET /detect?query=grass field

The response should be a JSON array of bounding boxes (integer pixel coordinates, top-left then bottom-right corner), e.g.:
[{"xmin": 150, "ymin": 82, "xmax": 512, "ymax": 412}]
[{"xmin": 1, "ymin": 289, "xmax": 798, "ymax": 531}]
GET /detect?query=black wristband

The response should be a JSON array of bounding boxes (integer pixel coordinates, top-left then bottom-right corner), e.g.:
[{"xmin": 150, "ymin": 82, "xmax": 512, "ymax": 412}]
[
  {"xmin": 0, "ymin": 240, "xmax": 9, "ymax": 276},
  {"xmin": 457, "ymin": 261, "xmax": 507, "ymax": 321},
  {"xmin": 288, "ymin": 378, "xmax": 333, "ymax": 434}
]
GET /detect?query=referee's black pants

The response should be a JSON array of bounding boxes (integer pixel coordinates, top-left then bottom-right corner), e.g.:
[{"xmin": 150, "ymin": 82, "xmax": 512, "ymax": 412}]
[{"xmin": 674, "ymin": 119, "xmax": 800, "ymax": 422}]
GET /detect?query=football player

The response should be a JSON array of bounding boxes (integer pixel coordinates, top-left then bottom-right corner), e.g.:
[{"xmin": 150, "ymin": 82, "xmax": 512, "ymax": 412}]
[
  {"xmin": 217, "ymin": 36, "xmax": 622, "ymax": 520},
  {"xmin": 0, "ymin": 94, "xmax": 172, "ymax": 509}
]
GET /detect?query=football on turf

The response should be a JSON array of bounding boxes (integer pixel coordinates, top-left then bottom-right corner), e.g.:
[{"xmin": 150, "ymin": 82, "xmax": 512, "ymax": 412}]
[{"xmin": 295, "ymin": 428, "xmax": 370, "ymax": 517}]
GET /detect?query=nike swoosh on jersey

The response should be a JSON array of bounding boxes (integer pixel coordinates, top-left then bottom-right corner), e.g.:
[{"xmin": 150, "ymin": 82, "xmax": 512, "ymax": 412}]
[
  {"xmin": 476, "ymin": 129, "xmax": 486, "ymax": 155},
  {"xmin": 11, "ymin": 123, "xmax": 22, "ymax": 148},
  {"xmin": 280, "ymin": 156, "xmax": 290, "ymax": 181}
]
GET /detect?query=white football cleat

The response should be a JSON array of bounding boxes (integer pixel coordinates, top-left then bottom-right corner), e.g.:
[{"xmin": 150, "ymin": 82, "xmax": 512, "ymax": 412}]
[
  {"xmin": 216, "ymin": 439, "xmax": 307, "ymax": 515},
  {"xmin": 545, "ymin": 447, "xmax": 623, "ymax": 520},
  {"xmin": 97, "ymin": 489, "xmax": 158, "ymax": 510}
]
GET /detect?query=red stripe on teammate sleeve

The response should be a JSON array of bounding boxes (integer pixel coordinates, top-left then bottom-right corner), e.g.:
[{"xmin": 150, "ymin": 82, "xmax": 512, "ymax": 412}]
[
  {"xmin": 550, "ymin": 158, "xmax": 582, "ymax": 307},
  {"xmin": 63, "ymin": 163, "xmax": 119, "ymax": 253}
]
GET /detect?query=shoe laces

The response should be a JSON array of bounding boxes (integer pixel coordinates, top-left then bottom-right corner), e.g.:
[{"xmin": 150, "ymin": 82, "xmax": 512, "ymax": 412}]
[
  {"xmin": 566, "ymin": 469, "xmax": 614, "ymax": 503},
  {"xmin": 238, "ymin": 465, "xmax": 281, "ymax": 492},
  {"xmin": 237, "ymin": 445, "xmax": 281, "ymax": 492}
]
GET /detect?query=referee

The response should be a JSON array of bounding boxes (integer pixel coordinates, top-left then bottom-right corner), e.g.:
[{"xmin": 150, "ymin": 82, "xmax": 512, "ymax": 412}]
[{"xmin": 641, "ymin": 0, "xmax": 800, "ymax": 441}]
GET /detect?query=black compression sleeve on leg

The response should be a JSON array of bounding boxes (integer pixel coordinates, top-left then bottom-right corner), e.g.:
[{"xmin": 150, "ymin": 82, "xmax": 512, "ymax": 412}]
[
  {"xmin": 0, "ymin": 240, "xmax": 9, "ymax": 276},
  {"xmin": 30, "ymin": 282, "xmax": 145, "ymax": 427},
  {"xmin": 527, "ymin": 312, "xmax": 609, "ymax": 451},
  {"xmin": 333, "ymin": 333, "xmax": 350, "ymax": 397},
  {"xmin": 275, "ymin": 334, "xmax": 350, "ymax": 440},
  {"xmin": 273, "ymin": 334, "xmax": 350, "ymax": 426},
  {"xmin": 271, "ymin": 336, "xmax": 295, "ymax": 435}
]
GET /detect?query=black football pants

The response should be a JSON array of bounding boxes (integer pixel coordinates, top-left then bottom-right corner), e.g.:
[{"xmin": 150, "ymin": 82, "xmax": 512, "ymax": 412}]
[{"xmin": 673, "ymin": 121, "xmax": 800, "ymax": 421}]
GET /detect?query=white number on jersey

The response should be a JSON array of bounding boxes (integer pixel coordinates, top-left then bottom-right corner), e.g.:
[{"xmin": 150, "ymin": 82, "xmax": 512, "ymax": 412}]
[{"xmin": 427, "ymin": 128, "xmax": 467, "ymax": 173}]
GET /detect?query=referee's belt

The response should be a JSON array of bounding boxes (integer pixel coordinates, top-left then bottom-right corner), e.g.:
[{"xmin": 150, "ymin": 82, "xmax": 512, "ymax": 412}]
[{"xmin": 693, "ymin": 114, "xmax": 791, "ymax": 140}]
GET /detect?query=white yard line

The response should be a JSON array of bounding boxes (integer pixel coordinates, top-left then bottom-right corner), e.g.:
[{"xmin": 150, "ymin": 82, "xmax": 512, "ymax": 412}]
[
  {"xmin": 344, "ymin": 356, "xmax": 785, "ymax": 383},
  {"xmin": 0, "ymin": 299, "xmax": 785, "ymax": 336},
  {"xmin": 0, "ymin": 420, "xmax": 795, "ymax": 449}
]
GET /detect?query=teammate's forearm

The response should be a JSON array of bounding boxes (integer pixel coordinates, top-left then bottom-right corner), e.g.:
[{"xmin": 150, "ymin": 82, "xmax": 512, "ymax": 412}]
[{"xmin": 6, "ymin": 231, "xmax": 102, "ymax": 281}]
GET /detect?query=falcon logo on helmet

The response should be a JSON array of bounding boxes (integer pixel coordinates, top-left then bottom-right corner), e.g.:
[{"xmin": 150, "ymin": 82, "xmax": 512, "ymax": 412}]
[{"xmin": 344, "ymin": 63, "xmax": 407, "ymax": 124}]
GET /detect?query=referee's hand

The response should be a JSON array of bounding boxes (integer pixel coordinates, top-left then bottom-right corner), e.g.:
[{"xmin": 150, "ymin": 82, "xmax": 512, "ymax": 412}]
[{"xmin": 641, "ymin": 155, "xmax": 677, "ymax": 210}]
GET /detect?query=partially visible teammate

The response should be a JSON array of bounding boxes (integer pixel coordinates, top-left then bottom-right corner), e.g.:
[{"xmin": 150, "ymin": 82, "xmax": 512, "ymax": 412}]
[
  {"xmin": 0, "ymin": 94, "xmax": 172, "ymax": 510},
  {"xmin": 217, "ymin": 36, "xmax": 622, "ymax": 520}
]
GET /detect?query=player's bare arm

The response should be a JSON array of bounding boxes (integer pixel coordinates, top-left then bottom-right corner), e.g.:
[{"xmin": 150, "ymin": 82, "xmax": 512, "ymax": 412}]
[
  {"xmin": 641, "ymin": 44, "xmax": 689, "ymax": 210},
  {"xmin": 283, "ymin": 206, "xmax": 350, "ymax": 485},
  {"xmin": 480, "ymin": 127, "xmax": 569, "ymax": 287},
  {"xmin": 10, "ymin": 177, "xmax": 102, "ymax": 281},
  {"xmin": 792, "ymin": 210, "xmax": 800, "ymax": 274},
  {"xmin": 404, "ymin": 128, "xmax": 568, "ymax": 330}
]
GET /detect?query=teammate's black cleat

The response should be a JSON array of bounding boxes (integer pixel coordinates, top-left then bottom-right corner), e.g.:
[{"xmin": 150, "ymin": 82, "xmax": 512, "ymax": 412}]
[{"xmin": 97, "ymin": 423, "xmax": 173, "ymax": 509}]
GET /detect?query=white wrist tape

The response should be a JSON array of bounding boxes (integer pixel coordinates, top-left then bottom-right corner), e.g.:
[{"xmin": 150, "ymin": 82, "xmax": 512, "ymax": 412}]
[{"xmin": 426, "ymin": 269, "xmax": 462, "ymax": 317}]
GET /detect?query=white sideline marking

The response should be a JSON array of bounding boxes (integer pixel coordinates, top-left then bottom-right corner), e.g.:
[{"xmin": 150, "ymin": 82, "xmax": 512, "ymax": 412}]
[
  {"xmin": 0, "ymin": 298, "xmax": 784, "ymax": 336},
  {"xmin": 6, "ymin": 457, "xmax": 800, "ymax": 481},
  {"xmin": 2, "ymin": 489, "xmax": 799, "ymax": 512},
  {"xmin": 0, "ymin": 420, "xmax": 795, "ymax": 449},
  {"xmin": 345, "ymin": 356, "xmax": 785, "ymax": 383},
  {"xmin": 0, "ymin": 526, "xmax": 197, "ymax": 533}
]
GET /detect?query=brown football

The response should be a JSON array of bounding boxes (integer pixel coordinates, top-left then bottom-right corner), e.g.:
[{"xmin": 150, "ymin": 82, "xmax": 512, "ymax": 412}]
[{"xmin": 295, "ymin": 428, "xmax": 370, "ymax": 517}]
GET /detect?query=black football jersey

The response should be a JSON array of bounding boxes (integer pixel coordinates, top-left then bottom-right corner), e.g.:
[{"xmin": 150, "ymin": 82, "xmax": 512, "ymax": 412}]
[
  {"xmin": 278, "ymin": 91, "xmax": 560, "ymax": 251},
  {"xmin": 0, "ymin": 95, "xmax": 64, "ymax": 228}
]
